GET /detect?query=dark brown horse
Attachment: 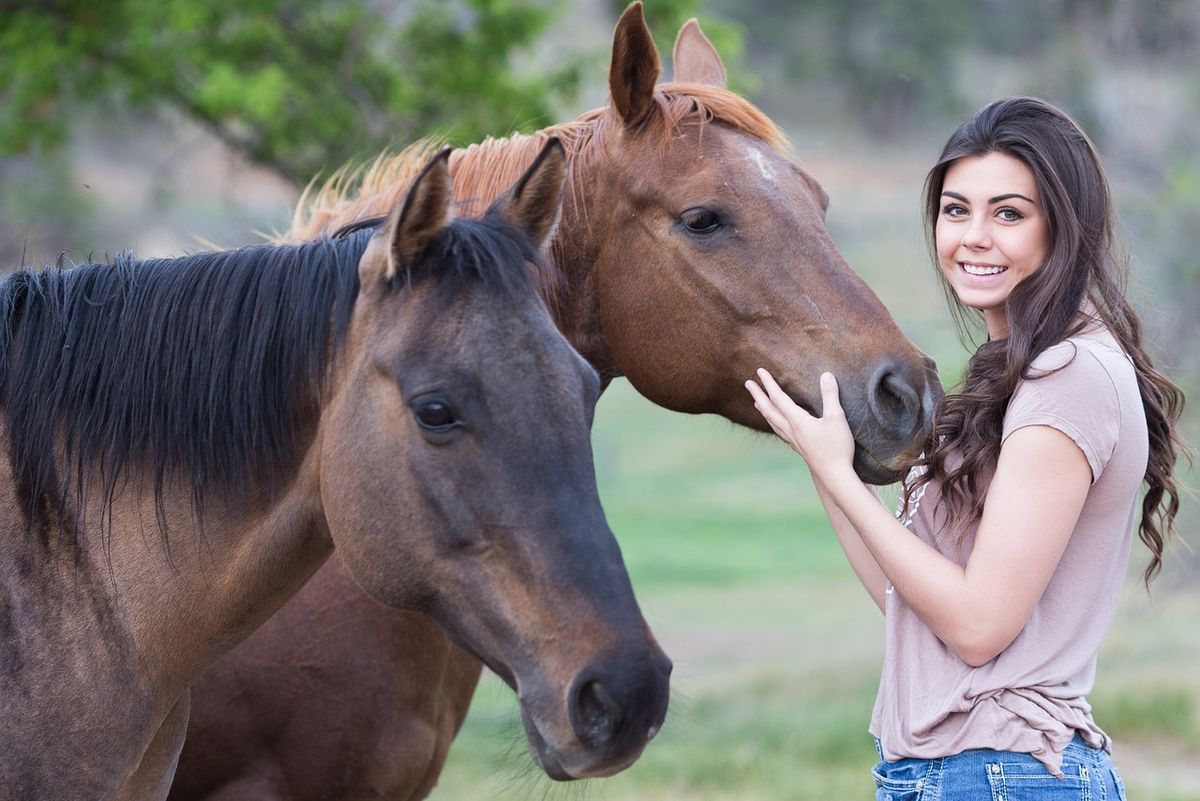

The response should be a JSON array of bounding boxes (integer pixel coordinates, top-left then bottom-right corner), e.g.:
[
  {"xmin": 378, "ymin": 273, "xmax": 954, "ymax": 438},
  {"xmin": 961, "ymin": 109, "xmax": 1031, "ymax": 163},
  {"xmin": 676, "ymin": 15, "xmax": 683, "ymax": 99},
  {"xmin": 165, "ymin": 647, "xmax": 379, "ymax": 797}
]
[
  {"xmin": 172, "ymin": 5, "xmax": 940, "ymax": 800},
  {"xmin": 0, "ymin": 142, "xmax": 670, "ymax": 800}
]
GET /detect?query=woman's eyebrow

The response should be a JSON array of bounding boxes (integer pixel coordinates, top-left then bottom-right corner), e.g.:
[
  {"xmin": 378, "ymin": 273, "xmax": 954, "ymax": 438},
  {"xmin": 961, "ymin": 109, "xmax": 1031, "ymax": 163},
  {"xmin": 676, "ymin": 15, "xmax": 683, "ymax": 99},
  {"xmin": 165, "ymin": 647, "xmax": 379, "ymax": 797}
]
[
  {"xmin": 988, "ymin": 192, "xmax": 1036, "ymax": 204},
  {"xmin": 941, "ymin": 190, "xmax": 1036, "ymax": 204}
]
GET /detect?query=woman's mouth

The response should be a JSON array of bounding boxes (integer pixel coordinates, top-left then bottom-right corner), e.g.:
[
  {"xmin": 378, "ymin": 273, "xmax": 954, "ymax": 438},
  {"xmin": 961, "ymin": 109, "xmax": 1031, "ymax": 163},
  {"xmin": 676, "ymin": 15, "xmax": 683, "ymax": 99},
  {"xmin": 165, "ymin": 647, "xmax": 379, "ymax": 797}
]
[{"xmin": 960, "ymin": 262, "xmax": 1007, "ymax": 276}]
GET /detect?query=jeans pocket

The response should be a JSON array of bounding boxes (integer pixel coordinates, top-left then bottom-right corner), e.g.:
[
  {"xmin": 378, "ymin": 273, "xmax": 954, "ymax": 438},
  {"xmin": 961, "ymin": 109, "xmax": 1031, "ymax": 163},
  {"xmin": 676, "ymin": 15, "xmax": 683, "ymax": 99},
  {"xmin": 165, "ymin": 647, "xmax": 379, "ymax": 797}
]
[
  {"xmin": 984, "ymin": 759, "xmax": 1091, "ymax": 800},
  {"xmin": 1110, "ymin": 766, "xmax": 1127, "ymax": 801},
  {"xmin": 873, "ymin": 758, "xmax": 932, "ymax": 801}
]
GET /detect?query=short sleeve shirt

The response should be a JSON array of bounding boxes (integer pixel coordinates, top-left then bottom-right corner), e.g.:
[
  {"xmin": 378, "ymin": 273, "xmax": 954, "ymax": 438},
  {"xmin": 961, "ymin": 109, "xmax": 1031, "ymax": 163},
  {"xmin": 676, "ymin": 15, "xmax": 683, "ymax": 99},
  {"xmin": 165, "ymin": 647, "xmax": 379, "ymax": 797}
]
[{"xmin": 869, "ymin": 329, "xmax": 1149, "ymax": 775}]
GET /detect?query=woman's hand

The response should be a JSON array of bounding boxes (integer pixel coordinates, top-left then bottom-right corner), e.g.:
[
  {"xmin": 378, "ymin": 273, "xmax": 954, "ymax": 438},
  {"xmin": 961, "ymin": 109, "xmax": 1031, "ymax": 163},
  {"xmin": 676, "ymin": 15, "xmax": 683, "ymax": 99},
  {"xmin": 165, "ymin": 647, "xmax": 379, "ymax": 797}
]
[{"xmin": 744, "ymin": 368, "xmax": 857, "ymax": 484}]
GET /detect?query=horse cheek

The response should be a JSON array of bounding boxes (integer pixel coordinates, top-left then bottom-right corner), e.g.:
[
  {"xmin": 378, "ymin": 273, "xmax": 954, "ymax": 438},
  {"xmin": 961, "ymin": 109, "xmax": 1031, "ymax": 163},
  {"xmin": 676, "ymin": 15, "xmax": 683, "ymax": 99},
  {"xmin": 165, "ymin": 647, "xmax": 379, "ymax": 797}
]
[{"xmin": 319, "ymin": 400, "xmax": 427, "ymax": 610}]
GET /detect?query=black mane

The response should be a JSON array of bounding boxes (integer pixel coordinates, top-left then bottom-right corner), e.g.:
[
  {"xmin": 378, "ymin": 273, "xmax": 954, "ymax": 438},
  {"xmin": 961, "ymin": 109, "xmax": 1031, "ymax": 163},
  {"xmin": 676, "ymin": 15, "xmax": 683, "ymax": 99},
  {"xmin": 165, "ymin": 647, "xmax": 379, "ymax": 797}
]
[
  {"xmin": 0, "ymin": 212, "xmax": 546, "ymax": 542},
  {"xmin": 343, "ymin": 211, "xmax": 552, "ymax": 300}
]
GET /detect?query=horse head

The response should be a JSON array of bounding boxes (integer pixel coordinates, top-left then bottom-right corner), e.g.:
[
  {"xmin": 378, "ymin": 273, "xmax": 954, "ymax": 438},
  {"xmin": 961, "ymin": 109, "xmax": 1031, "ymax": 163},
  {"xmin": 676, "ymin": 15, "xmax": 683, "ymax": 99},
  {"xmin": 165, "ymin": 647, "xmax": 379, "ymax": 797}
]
[
  {"xmin": 575, "ymin": 3, "xmax": 940, "ymax": 483},
  {"xmin": 318, "ymin": 141, "xmax": 670, "ymax": 780}
]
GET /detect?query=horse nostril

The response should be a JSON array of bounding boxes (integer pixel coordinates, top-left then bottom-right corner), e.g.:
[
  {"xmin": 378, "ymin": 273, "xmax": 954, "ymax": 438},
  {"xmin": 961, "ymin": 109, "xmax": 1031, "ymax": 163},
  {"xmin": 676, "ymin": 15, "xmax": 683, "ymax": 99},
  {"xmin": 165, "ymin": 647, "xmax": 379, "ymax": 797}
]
[
  {"xmin": 572, "ymin": 680, "xmax": 621, "ymax": 748},
  {"xmin": 869, "ymin": 364, "xmax": 921, "ymax": 436}
]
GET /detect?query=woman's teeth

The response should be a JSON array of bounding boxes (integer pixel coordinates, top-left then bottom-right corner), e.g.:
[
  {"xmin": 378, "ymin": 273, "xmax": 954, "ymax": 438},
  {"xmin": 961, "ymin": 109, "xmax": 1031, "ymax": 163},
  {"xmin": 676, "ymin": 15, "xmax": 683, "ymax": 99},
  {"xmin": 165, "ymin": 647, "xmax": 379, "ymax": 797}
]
[{"xmin": 962, "ymin": 263, "xmax": 1006, "ymax": 276}]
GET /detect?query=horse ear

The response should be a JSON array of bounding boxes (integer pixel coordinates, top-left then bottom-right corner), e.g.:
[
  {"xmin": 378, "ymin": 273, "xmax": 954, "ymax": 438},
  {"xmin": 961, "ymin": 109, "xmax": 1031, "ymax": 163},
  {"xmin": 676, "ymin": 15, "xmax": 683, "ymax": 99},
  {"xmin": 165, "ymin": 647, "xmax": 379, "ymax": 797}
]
[
  {"xmin": 609, "ymin": 2, "xmax": 661, "ymax": 129},
  {"xmin": 376, "ymin": 148, "xmax": 454, "ymax": 281},
  {"xmin": 489, "ymin": 138, "xmax": 567, "ymax": 251},
  {"xmin": 672, "ymin": 18, "xmax": 726, "ymax": 87}
]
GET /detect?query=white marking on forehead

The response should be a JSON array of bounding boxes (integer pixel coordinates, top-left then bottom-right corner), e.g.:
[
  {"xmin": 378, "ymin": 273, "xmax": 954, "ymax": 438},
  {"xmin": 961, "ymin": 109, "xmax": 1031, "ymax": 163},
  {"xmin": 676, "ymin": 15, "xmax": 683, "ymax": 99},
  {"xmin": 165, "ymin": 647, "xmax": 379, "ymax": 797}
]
[
  {"xmin": 746, "ymin": 146, "xmax": 775, "ymax": 183},
  {"xmin": 804, "ymin": 294, "xmax": 824, "ymax": 318}
]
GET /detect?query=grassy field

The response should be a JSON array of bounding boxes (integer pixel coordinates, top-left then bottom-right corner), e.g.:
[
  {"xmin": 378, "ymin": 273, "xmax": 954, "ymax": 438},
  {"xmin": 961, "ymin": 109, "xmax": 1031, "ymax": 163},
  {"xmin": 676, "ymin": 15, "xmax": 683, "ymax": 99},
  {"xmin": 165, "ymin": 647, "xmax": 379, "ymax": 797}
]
[{"xmin": 428, "ymin": 380, "xmax": 1200, "ymax": 801}]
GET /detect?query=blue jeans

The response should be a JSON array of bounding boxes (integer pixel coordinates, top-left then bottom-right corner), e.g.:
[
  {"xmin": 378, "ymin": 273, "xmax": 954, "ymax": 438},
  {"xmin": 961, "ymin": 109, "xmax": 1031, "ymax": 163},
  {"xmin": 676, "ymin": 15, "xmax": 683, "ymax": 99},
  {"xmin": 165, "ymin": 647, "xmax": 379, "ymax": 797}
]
[{"xmin": 872, "ymin": 736, "xmax": 1128, "ymax": 800}]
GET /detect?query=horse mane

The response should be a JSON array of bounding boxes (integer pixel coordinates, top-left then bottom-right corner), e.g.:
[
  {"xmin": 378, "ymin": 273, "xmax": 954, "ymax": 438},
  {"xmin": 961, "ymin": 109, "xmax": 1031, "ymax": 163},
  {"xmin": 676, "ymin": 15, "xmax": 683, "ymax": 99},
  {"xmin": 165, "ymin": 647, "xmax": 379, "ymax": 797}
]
[
  {"xmin": 0, "ymin": 214, "xmax": 545, "ymax": 546},
  {"xmin": 384, "ymin": 212, "xmax": 553, "ymax": 302},
  {"xmin": 285, "ymin": 82, "xmax": 790, "ymax": 243}
]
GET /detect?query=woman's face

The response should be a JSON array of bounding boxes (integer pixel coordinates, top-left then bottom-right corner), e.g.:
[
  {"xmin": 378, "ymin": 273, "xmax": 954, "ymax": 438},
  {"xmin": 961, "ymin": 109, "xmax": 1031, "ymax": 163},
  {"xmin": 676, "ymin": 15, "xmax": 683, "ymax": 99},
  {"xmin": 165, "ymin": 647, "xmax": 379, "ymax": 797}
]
[{"xmin": 935, "ymin": 152, "xmax": 1050, "ymax": 339}]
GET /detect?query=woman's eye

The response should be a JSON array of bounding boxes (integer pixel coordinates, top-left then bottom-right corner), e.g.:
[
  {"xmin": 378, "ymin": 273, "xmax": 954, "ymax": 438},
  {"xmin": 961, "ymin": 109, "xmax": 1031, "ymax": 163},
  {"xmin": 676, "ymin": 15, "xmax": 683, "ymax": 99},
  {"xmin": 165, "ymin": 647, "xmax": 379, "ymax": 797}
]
[
  {"xmin": 680, "ymin": 207, "xmax": 722, "ymax": 234},
  {"xmin": 996, "ymin": 207, "xmax": 1024, "ymax": 222},
  {"xmin": 942, "ymin": 203, "xmax": 967, "ymax": 218},
  {"xmin": 415, "ymin": 401, "xmax": 456, "ymax": 430}
]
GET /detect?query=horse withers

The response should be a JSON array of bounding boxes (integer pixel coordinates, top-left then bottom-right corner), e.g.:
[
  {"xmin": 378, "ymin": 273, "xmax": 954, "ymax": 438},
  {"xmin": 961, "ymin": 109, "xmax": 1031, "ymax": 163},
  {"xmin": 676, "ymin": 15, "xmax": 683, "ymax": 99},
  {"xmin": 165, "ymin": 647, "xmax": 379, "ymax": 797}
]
[{"xmin": 0, "ymin": 140, "xmax": 669, "ymax": 800}]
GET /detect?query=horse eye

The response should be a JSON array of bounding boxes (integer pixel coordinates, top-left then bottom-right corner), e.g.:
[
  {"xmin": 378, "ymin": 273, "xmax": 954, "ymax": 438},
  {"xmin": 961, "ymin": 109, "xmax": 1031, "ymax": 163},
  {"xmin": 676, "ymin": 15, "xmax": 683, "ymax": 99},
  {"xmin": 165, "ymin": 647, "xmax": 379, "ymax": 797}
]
[
  {"xmin": 680, "ymin": 207, "xmax": 722, "ymax": 234},
  {"xmin": 414, "ymin": 401, "xmax": 456, "ymax": 430}
]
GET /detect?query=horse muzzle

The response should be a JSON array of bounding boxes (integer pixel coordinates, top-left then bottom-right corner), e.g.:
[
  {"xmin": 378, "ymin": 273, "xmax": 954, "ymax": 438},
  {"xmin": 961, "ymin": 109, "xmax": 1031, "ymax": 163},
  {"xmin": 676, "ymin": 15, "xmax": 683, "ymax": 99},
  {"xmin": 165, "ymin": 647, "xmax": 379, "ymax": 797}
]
[
  {"xmin": 850, "ymin": 355, "xmax": 942, "ymax": 484},
  {"xmin": 518, "ymin": 646, "xmax": 672, "ymax": 780}
]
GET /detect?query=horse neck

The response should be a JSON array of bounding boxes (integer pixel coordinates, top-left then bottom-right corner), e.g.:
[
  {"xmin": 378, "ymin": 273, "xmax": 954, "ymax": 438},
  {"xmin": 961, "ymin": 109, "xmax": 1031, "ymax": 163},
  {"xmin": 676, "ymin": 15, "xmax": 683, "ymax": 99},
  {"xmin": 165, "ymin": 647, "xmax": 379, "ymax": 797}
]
[
  {"xmin": 91, "ymin": 432, "xmax": 331, "ymax": 692},
  {"xmin": 450, "ymin": 122, "xmax": 618, "ymax": 379},
  {"xmin": 0, "ymin": 415, "xmax": 332, "ymax": 701},
  {"xmin": 0, "ymin": 247, "xmax": 349, "ymax": 692}
]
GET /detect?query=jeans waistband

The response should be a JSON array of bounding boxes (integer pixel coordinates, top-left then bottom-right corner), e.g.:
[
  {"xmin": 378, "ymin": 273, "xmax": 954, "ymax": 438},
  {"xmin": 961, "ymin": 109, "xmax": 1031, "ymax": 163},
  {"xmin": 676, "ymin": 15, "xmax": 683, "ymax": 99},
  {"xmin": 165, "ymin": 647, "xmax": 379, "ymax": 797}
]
[{"xmin": 874, "ymin": 732, "xmax": 1106, "ymax": 766}]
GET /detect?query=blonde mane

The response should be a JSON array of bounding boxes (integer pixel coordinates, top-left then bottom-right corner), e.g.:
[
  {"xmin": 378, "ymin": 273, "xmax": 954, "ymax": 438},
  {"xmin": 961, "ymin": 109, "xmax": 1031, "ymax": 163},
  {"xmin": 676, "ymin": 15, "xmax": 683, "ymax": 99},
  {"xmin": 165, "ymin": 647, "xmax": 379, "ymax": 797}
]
[{"xmin": 284, "ymin": 82, "xmax": 790, "ymax": 243}]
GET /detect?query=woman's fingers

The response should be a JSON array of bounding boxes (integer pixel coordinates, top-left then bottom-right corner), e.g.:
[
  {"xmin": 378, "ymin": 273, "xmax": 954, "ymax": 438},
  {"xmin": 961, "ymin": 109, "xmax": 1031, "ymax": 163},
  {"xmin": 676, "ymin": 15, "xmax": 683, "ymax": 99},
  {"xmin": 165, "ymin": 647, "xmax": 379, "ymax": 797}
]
[
  {"xmin": 819, "ymin": 372, "xmax": 843, "ymax": 418},
  {"xmin": 755, "ymin": 368, "xmax": 812, "ymax": 421},
  {"xmin": 747, "ymin": 370, "xmax": 856, "ymax": 477},
  {"xmin": 745, "ymin": 380, "xmax": 791, "ymax": 435},
  {"xmin": 754, "ymin": 368, "xmax": 789, "ymax": 407},
  {"xmin": 744, "ymin": 378, "xmax": 767, "ymax": 405}
]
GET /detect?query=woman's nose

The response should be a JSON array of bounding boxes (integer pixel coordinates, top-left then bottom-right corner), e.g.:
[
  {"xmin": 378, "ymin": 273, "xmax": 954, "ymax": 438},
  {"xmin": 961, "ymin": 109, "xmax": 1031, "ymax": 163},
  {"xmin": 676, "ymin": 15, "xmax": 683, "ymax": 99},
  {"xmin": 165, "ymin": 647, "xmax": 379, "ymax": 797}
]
[{"xmin": 961, "ymin": 217, "xmax": 990, "ymax": 250}]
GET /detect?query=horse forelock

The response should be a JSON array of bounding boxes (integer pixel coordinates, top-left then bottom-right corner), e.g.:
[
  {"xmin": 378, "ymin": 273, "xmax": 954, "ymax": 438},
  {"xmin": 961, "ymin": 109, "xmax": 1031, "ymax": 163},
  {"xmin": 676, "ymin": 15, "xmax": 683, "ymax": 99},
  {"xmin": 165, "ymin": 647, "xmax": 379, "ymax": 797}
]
[
  {"xmin": 388, "ymin": 214, "xmax": 561, "ymax": 306},
  {"xmin": 0, "ymin": 232, "xmax": 369, "ymax": 544},
  {"xmin": 646, "ymin": 82, "xmax": 791, "ymax": 154}
]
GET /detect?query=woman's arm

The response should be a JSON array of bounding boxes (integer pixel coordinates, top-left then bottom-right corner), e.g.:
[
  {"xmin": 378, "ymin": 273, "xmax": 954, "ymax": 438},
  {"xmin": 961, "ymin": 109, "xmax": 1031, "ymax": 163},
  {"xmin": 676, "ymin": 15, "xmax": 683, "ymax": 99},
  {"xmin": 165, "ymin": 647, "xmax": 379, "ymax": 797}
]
[{"xmin": 747, "ymin": 370, "xmax": 1092, "ymax": 667}]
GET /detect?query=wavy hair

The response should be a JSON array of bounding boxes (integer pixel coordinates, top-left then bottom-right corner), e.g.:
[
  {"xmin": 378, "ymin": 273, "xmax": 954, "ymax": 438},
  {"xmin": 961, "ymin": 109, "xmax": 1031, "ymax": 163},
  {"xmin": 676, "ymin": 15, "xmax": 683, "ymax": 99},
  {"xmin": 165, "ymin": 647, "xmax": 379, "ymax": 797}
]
[{"xmin": 902, "ymin": 97, "xmax": 1187, "ymax": 585}]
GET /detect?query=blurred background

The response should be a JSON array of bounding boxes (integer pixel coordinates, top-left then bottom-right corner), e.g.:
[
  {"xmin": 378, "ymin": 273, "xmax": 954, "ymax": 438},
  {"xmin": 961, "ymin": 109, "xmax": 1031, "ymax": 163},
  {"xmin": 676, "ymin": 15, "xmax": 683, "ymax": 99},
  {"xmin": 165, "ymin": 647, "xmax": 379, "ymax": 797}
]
[{"xmin": 2, "ymin": 1, "xmax": 1196, "ymax": 798}]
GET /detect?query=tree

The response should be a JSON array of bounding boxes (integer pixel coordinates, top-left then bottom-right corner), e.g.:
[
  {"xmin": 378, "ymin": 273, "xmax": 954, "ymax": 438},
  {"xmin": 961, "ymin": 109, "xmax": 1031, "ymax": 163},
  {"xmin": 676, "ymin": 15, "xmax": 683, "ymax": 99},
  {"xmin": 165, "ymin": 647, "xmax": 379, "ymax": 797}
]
[{"xmin": 0, "ymin": 0, "xmax": 583, "ymax": 184}]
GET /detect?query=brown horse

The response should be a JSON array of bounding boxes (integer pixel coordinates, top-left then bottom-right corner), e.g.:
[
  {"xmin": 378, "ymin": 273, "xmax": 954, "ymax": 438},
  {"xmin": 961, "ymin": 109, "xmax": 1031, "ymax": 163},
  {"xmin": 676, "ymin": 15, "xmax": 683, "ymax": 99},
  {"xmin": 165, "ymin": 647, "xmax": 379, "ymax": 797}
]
[
  {"xmin": 0, "ymin": 141, "xmax": 670, "ymax": 800},
  {"xmin": 172, "ymin": 5, "xmax": 940, "ymax": 800}
]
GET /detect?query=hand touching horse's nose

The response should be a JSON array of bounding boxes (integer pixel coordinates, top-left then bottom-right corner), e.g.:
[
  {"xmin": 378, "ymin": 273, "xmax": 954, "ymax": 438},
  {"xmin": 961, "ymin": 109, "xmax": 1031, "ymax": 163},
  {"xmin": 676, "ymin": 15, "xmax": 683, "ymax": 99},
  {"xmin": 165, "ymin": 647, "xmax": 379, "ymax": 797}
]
[{"xmin": 745, "ymin": 368, "xmax": 857, "ymax": 484}]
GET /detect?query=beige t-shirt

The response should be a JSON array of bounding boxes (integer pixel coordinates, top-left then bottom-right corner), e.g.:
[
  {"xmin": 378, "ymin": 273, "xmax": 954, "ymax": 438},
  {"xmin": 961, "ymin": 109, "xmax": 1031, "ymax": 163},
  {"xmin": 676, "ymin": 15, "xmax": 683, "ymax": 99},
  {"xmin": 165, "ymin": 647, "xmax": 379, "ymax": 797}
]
[{"xmin": 869, "ymin": 329, "xmax": 1149, "ymax": 775}]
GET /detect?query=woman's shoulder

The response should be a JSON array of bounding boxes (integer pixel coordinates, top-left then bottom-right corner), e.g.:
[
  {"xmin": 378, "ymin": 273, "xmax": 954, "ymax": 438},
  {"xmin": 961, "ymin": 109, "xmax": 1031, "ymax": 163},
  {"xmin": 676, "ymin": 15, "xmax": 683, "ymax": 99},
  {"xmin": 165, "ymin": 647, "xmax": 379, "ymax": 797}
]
[
  {"xmin": 1010, "ymin": 336, "xmax": 1120, "ymax": 421},
  {"xmin": 1026, "ymin": 329, "xmax": 1131, "ymax": 389},
  {"xmin": 1007, "ymin": 329, "xmax": 1134, "ymax": 482}
]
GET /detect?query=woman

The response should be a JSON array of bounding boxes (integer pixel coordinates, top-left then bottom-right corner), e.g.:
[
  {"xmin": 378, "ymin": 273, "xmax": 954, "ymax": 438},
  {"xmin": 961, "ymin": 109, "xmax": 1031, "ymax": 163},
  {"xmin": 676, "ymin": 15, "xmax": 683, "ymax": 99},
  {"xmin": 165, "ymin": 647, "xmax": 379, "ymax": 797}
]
[{"xmin": 746, "ymin": 96, "xmax": 1185, "ymax": 798}]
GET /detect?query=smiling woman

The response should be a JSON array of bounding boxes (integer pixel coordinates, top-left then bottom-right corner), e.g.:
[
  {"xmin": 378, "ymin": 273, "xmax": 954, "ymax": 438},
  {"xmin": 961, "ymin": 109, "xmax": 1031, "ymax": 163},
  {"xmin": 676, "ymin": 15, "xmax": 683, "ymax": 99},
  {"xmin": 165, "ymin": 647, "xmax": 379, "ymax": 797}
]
[
  {"xmin": 935, "ymin": 152, "xmax": 1051, "ymax": 339},
  {"xmin": 747, "ymin": 96, "xmax": 1187, "ymax": 800}
]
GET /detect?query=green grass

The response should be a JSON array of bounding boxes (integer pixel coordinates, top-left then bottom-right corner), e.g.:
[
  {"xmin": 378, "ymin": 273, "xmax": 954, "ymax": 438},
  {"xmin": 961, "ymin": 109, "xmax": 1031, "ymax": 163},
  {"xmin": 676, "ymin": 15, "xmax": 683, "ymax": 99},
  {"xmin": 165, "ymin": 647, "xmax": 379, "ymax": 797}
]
[
  {"xmin": 428, "ymin": 381, "xmax": 1200, "ymax": 801},
  {"xmin": 1094, "ymin": 686, "xmax": 1199, "ymax": 746}
]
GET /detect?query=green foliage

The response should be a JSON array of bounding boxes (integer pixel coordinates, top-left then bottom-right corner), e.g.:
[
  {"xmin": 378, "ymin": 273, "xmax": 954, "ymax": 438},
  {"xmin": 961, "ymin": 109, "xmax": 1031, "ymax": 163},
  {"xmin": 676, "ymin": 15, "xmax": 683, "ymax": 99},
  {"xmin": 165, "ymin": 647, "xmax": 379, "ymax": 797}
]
[
  {"xmin": 0, "ymin": 151, "xmax": 97, "ymax": 264},
  {"xmin": 720, "ymin": 0, "xmax": 1200, "ymax": 136},
  {"xmin": 727, "ymin": 0, "xmax": 971, "ymax": 130},
  {"xmin": 820, "ymin": 0, "xmax": 971, "ymax": 128},
  {"xmin": 0, "ymin": 0, "xmax": 582, "ymax": 183}
]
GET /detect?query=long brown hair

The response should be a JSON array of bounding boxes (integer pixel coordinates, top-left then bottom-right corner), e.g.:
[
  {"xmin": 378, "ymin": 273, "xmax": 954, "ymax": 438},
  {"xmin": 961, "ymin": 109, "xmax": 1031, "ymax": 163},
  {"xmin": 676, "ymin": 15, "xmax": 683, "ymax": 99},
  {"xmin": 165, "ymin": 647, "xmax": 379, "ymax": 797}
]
[{"xmin": 904, "ymin": 96, "xmax": 1187, "ymax": 584}]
